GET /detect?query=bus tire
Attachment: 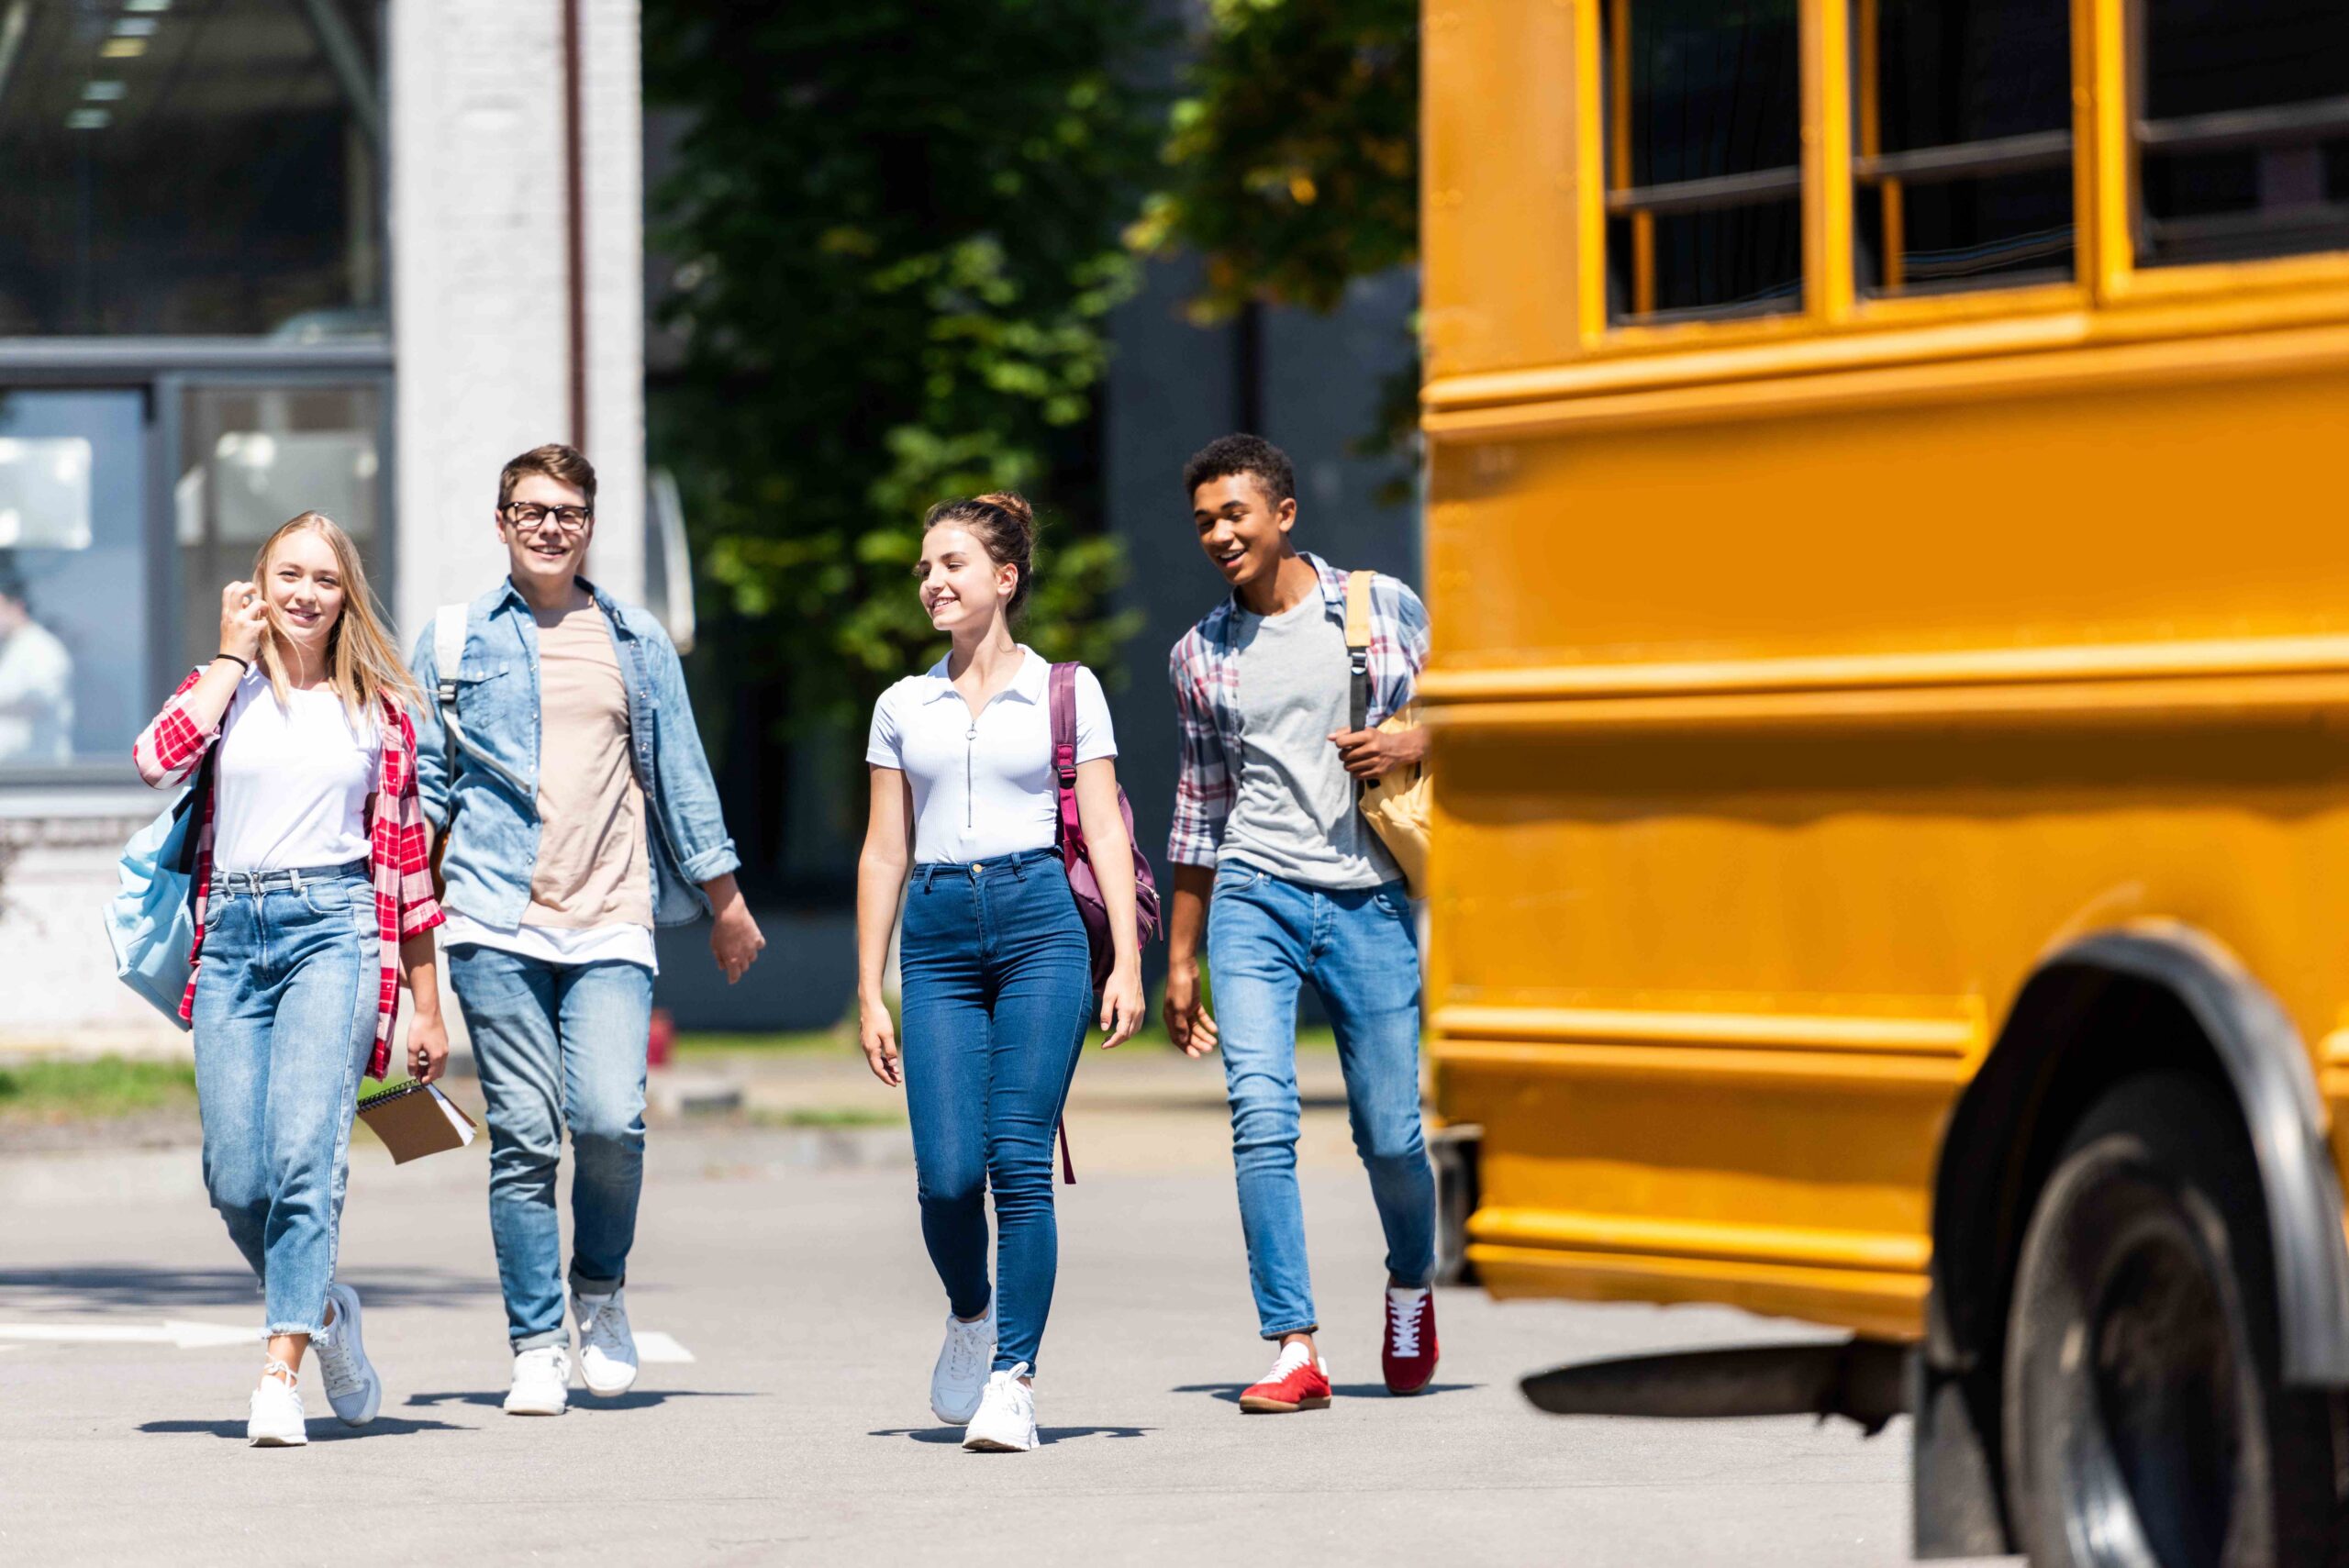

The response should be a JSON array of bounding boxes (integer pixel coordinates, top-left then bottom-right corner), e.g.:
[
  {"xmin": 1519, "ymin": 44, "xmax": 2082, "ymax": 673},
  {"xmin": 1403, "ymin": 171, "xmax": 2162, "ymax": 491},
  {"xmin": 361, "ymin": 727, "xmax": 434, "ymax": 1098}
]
[{"xmin": 2002, "ymin": 1072, "xmax": 2341, "ymax": 1568}]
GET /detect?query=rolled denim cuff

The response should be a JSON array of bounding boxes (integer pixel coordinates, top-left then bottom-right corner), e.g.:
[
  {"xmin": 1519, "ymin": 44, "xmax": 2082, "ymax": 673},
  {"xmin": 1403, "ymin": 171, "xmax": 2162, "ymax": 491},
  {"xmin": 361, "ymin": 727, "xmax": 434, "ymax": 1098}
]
[
  {"xmin": 568, "ymin": 1265, "xmax": 624, "ymax": 1299},
  {"xmin": 677, "ymin": 840, "xmax": 740, "ymax": 886}
]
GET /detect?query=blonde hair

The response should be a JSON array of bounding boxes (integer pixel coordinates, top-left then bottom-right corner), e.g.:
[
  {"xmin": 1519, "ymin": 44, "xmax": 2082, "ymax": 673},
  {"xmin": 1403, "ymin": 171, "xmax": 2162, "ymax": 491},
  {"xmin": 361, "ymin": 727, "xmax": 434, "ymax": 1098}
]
[{"xmin": 250, "ymin": 512, "xmax": 420, "ymax": 726}]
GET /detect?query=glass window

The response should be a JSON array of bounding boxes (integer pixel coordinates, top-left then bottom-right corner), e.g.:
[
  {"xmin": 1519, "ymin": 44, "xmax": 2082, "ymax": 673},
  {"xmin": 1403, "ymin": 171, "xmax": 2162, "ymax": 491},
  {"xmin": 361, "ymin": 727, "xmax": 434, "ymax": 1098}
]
[
  {"xmin": 1605, "ymin": 0, "xmax": 1803, "ymax": 326},
  {"xmin": 175, "ymin": 384, "xmax": 387, "ymax": 677},
  {"xmin": 0, "ymin": 0, "xmax": 384, "ymax": 337},
  {"xmin": 0, "ymin": 390, "xmax": 148, "ymax": 771},
  {"xmin": 1854, "ymin": 0, "xmax": 2074, "ymax": 296},
  {"xmin": 2138, "ymin": 2, "xmax": 2349, "ymax": 268}
]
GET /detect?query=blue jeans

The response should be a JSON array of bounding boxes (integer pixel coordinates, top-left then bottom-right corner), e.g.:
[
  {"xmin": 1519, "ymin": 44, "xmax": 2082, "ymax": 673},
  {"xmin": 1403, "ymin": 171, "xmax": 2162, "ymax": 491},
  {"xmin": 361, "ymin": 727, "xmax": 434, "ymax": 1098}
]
[
  {"xmin": 447, "ymin": 947, "xmax": 654, "ymax": 1350},
  {"xmin": 1205, "ymin": 863, "xmax": 1437, "ymax": 1338},
  {"xmin": 190, "ymin": 868, "xmax": 377, "ymax": 1338},
  {"xmin": 899, "ymin": 850, "xmax": 1094, "ymax": 1375}
]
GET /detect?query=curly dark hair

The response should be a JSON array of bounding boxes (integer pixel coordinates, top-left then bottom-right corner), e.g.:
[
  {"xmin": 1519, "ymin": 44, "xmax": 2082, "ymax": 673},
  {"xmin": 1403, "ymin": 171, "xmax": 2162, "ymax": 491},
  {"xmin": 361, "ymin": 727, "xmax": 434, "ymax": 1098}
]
[{"xmin": 1182, "ymin": 433, "xmax": 1295, "ymax": 507}]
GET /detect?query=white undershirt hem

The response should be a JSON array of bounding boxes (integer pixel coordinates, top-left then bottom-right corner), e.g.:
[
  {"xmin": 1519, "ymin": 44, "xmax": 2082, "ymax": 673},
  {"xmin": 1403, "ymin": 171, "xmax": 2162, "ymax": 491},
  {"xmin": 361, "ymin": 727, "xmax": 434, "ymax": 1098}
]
[{"xmin": 440, "ymin": 912, "xmax": 659, "ymax": 973}]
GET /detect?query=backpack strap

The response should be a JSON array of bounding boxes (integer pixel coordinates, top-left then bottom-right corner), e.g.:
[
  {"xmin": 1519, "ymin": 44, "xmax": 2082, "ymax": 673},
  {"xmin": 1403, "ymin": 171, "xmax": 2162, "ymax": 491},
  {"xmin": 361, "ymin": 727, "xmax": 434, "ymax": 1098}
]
[
  {"xmin": 1050, "ymin": 661, "xmax": 1082, "ymax": 847},
  {"xmin": 431, "ymin": 602, "xmax": 533, "ymax": 800},
  {"xmin": 1344, "ymin": 570, "xmax": 1374, "ymax": 734},
  {"xmin": 433, "ymin": 604, "xmax": 468, "ymax": 714},
  {"xmin": 1049, "ymin": 660, "xmax": 1083, "ymax": 1187}
]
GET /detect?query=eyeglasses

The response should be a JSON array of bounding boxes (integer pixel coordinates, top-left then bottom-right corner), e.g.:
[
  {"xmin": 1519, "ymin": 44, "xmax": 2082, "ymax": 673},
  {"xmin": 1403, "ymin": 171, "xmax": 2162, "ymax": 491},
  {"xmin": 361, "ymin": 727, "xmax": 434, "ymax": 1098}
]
[{"xmin": 503, "ymin": 503, "xmax": 593, "ymax": 533}]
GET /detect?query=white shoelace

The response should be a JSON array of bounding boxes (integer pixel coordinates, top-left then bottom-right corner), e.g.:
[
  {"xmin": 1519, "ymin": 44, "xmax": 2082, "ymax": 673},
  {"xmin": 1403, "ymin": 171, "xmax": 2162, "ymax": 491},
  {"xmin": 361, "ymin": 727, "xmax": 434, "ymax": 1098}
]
[
  {"xmin": 1264, "ymin": 1341, "xmax": 1316, "ymax": 1382},
  {"xmin": 984, "ymin": 1363, "xmax": 1034, "ymax": 1420},
  {"xmin": 579, "ymin": 1295, "xmax": 628, "ymax": 1356},
  {"xmin": 314, "ymin": 1310, "xmax": 363, "ymax": 1397},
  {"xmin": 1386, "ymin": 1288, "xmax": 1428, "ymax": 1358},
  {"xmin": 262, "ymin": 1356, "xmax": 299, "ymax": 1390},
  {"xmin": 945, "ymin": 1313, "xmax": 991, "ymax": 1383}
]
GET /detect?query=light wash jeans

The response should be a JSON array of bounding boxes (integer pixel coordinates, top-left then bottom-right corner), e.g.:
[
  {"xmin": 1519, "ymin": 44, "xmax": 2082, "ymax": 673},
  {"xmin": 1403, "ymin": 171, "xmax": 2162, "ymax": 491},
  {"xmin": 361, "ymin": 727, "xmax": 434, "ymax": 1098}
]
[
  {"xmin": 447, "ymin": 947, "xmax": 654, "ymax": 1351},
  {"xmin": 190, "ymin": 865, "xmax": 377, "ymax": 1338},
  {"xmin": 898, "ymin": 850, "xmax": 1094, "ymax": 1375},
  {"xmin": 1205, "ymin": 862, "xmax": 1437, "ymax": 1338}
]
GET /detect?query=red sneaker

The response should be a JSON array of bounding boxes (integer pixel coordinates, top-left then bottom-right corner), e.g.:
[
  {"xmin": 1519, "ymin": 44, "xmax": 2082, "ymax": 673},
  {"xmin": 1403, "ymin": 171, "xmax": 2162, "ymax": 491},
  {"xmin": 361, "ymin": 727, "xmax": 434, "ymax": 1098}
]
[
  {"xmin": 1239, "ymin": 1344, "xmax": 1331, "ymax": 1413},
  {"xmin": 1383, "ymin": 1286, "xmax": 1439, "ymax": 1395}
]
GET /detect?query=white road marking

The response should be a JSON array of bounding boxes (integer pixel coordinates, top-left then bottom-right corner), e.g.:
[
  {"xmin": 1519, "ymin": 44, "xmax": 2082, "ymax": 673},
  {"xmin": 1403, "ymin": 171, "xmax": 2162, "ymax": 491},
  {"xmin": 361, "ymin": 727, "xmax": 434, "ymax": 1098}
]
[
  {"xmin": 0, "ymin": 1319, "xmax": 254, "ymax": 1350},
  {"xmin": 632, "ymin": 1330, "xmax": 694, "ymax": 1363}
]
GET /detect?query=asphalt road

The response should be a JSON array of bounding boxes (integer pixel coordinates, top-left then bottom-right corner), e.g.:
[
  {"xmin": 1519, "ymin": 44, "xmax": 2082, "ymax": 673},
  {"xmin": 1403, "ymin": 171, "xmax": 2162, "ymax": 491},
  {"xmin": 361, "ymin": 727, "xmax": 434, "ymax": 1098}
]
[{"xmin": 0, "ymin": 1095, "xmax": 2014, "ymax": 1567}]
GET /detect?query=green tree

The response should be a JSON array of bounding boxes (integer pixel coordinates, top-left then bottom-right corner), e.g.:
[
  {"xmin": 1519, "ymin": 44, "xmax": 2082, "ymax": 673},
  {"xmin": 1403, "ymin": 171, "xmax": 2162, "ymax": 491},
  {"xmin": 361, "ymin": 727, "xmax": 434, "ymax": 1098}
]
[
  {"xmin": 642, "ymin": 3, "xmax": 1160, "ymax": 800},
  {"xmin": 1130, "ymin": 0, "xmax": 1419, "ymax": 474}
]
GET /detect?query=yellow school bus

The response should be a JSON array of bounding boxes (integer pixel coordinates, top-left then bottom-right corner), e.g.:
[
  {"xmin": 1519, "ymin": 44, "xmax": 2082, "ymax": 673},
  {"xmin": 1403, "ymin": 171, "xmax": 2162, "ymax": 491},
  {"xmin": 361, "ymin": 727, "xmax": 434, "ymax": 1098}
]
[{"xmin": 1421, "ymin": 1, "xmax": 2349, "ymax": 1559}]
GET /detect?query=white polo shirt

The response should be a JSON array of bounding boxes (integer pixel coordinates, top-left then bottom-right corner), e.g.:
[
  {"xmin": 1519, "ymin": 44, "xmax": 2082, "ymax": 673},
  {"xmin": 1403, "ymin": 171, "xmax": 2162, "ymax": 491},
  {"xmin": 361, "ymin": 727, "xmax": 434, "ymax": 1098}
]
[{"xmin": 865, "ymin": 647, "xmax": 1116, "ymax": 864}]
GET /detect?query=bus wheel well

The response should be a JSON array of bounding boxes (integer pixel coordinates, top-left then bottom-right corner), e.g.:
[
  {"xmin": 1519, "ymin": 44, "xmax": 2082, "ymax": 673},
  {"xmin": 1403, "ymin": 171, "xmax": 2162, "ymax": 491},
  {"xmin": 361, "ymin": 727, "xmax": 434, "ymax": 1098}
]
[{"xmin": 1913, "ymin": 927, "xmax": 2349, "ymax": 1559}]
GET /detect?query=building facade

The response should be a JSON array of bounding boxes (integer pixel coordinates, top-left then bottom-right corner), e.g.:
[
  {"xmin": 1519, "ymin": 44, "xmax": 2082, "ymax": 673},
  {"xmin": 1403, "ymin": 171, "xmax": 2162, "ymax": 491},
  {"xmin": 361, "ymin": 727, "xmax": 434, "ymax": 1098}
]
[{"xmin": 0, "ymin": 0, "xmax": 646, "ymax": 1049}]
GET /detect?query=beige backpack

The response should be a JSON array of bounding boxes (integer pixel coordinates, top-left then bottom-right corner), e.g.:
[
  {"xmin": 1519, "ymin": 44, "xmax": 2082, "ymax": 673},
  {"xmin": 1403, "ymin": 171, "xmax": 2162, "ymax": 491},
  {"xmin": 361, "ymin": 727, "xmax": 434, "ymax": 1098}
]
[{"xmin": 1343, "ymin": 571, "xmax": 1430, "ymax": 897}]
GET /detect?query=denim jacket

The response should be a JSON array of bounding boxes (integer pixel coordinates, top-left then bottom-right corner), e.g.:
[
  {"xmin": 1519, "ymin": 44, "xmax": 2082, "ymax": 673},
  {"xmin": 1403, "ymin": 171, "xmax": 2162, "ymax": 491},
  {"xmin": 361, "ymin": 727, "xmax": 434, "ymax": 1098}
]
[{"xmin": 409, "ymin": 577, "xmax": 740, "ymax": 929}]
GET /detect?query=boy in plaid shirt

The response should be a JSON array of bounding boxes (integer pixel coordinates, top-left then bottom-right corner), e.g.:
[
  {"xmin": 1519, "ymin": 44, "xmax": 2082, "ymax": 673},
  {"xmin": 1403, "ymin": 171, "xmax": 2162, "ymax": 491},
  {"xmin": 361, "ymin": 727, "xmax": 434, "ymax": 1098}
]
[{"xmin": 1161, "ymin": 434, "xmax": 1440, "ymax": 1414}]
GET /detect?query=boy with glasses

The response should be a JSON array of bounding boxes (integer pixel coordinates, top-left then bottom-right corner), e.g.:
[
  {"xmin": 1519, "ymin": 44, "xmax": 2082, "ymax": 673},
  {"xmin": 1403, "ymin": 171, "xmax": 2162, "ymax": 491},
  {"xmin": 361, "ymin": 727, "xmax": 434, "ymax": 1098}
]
[
  {"xmin": 1163, "ymin": 434, "xmax": 1440, "ymax": 1414},
  {"xmin": 412, "ymin": 443, "xmax": 764, "ymax": 1416}
]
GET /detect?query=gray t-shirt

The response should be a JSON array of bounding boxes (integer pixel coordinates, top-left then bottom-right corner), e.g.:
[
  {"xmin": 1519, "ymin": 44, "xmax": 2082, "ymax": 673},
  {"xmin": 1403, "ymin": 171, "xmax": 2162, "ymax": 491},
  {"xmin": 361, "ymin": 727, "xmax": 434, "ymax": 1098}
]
[{"xmin": 1217, "ymin": 593, "xmax": 1402, "ymax": 890}]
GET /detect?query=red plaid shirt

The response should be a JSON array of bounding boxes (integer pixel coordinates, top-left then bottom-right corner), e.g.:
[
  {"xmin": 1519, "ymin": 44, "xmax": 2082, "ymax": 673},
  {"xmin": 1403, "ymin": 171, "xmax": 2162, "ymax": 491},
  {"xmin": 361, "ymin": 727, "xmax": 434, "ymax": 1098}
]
[{"xmin": 133, "ymin": 668, "xmax": 445, "ymax": 1080}]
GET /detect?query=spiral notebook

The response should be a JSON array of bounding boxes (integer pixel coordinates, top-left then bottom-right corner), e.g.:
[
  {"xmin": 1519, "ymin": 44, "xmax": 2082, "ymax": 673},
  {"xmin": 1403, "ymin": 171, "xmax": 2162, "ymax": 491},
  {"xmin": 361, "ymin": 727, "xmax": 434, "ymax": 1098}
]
[{"xmin": 355, "ymin": 1081, "xmax": 477, "ymax": 1164}]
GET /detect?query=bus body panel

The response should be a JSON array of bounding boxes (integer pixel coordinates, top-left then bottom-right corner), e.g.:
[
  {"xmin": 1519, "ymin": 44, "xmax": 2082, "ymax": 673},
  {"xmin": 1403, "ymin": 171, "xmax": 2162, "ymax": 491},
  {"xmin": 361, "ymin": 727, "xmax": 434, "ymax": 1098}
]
[{"xmin": 1425, "ymin": 366, "xmax": 2349, "ymax": 1339}]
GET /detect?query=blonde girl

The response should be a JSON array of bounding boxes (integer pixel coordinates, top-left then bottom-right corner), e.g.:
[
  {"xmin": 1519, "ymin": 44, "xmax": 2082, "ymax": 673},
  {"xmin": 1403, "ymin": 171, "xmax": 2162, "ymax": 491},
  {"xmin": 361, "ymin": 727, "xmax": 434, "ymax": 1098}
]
[{"xmin": 132, "ymin": 512, "xmax": 448, "ymax": 1447}]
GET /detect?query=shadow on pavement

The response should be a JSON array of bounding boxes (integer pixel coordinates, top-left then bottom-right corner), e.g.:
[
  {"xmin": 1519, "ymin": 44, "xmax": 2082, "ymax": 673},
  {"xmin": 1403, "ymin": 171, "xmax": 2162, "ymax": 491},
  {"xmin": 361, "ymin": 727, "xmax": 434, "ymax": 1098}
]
[
  {"xmin": 0, "ymin": 1265, "xmax": 496, "ymax": 1313},
  {"xmin": 139, "ymin": 1417, "xmax": 471, "ymax": 1441},
  {"xmin": 1172, "ymin": 1382, "xmax": 1479, "ymax": 1404},
  {"xmin": 406, "ymin": 1389, "xmax": 759, "ymax": 1411},
  {"xmin": 868, "ymin": 1426, "xmax": 1153, "ymax": 1445}
]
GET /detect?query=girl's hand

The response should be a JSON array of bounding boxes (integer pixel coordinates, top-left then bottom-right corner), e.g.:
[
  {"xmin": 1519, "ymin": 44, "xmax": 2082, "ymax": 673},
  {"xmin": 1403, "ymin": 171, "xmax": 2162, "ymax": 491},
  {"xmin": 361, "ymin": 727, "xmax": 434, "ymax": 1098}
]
[
  {"xmin": 858, "ymin": 995, "xmax": 902, "ymax": 1087},
  {"xmin": 1097, "ymin": 960, "xmax": 1145, "ymax": 1050},
  {"xmin": 218, "ymin": 581, "xmax": 269, "ymax": 664},
  {"xmin": 406, "ymin": 1013, "xmax": 451, "ymax": 1085}
]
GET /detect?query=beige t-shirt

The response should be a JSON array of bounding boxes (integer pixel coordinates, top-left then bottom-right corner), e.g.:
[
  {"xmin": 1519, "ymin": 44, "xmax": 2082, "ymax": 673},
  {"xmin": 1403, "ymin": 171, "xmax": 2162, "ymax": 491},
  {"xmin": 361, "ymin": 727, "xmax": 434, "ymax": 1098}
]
[{"xmin": 522, "ymin": 606, "xmax": 653, "ymax": 929}]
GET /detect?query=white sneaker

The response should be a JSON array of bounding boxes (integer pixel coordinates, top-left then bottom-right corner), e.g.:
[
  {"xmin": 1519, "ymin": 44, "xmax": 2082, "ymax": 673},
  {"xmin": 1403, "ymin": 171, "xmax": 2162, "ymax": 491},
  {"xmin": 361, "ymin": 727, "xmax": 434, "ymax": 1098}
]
[
  {"xmin": 504, "ymin": 1345, "xmax": 572, "ymax": 1416},
  {"xmin": 962, "ymin": 1362, "xmax": 1039, "ymax": 1452},
  {"xmin": 573, "ymin": 1287, "xmax": 639, "ymax": 1397},
  {"xmin": 247, "ymin": 1364, "xmax": 307, "ymax": 1447},
  {"xmin": 314, "ymin": 1283, "xmax": 382, "ymax": 1425},
  {"xmin": 930, "ymin": 1303, "xmax": 996, "ymax": 1424}
]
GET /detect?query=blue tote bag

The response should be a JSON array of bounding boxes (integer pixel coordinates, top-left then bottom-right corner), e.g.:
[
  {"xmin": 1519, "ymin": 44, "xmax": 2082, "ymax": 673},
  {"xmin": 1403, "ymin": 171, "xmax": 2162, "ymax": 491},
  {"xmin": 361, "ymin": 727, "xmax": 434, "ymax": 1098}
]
[{"xmin": 103, "ymin": 749, "xmax": 212, "ymax": 1028}]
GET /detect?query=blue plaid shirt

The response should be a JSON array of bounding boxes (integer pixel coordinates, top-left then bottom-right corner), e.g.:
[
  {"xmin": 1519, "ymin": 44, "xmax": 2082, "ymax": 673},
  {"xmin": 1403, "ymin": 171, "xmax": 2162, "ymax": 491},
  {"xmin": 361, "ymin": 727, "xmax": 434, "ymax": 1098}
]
[{"xmin": 1165, "ymin": 551, "xmax": 1431, "ymax": 869}]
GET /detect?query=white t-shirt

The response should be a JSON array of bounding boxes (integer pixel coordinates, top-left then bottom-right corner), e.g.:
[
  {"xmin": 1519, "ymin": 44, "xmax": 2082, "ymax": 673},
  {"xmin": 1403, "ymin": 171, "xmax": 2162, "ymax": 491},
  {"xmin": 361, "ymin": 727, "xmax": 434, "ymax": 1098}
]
[
  {"xmin": 210, "ymin": 671, "xmax": 383, "ymax": 873},
  {"xmin": 865, "ymin": 648, "xmax": 1116, "ymax": 864},
  {"xmin": 438, "ymin": 913, "xmax": 659, "ymax": 973}
]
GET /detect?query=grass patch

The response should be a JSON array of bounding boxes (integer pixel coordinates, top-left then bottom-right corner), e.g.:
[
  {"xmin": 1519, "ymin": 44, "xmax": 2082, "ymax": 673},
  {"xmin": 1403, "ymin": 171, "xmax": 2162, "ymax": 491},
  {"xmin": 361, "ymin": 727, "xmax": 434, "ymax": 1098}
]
[
  {"xmin": 675, "ymin": 1022, "xmax": 1341, "ymax": 1057},
  {"xmin": 0, "ymin": 1056, "xmax": 198, "ymax": 1120},
  {"xmin": 751, "ymin": 1106, "xmax": 904, "ymax": 1129},
  {"xmin": 674, "ymin": 1030, "xmax": 850, "ymax": 1059}
]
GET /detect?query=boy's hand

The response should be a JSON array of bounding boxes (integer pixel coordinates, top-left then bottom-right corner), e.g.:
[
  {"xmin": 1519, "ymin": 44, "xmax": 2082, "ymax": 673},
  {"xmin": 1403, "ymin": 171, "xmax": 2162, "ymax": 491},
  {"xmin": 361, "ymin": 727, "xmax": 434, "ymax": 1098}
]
[
  {"xmin": 703, "ymin": 873, "xmax": 764, "ymax": 984},
  {"xmin": 1330, "ymin": 724, "xmax": 1427, "ymax": 781},
  {"xmin": 1163, "ymin": 960, "xmax": 1218, "ymax": 1058}
]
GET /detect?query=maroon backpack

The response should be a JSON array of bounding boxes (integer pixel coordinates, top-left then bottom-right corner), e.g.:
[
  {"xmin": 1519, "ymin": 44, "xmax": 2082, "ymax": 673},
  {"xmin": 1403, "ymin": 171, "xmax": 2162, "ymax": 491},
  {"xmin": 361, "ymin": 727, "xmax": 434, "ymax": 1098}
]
[{"xmin": 1049, "ymin": 662, "xmax": 1162, "ymax": 987}]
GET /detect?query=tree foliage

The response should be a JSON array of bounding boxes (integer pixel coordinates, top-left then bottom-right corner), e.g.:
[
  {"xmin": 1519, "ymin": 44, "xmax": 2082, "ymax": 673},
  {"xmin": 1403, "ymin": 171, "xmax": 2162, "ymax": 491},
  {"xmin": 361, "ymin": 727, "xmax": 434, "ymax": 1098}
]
[
  {"xmin": 643, "ymin": 3, "xmax": 1162, "ymax": 743},
  {"xmin": 1130, "ymin": 0, "xmax": 1418, "ymax": 322}
]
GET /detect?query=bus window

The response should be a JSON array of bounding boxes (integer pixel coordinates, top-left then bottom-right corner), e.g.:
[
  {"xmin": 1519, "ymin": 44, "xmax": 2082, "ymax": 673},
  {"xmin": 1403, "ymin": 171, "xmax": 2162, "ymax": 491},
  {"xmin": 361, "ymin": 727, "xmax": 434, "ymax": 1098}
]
[
  {"xmin": 1603, "ymin": 0, "xmax": 1801, "ymax": 325},
  {"xmin": 2138, "ymin": 1, "xmax": 2349, "ymax": 268},
  {"xmin": 1854, "ymin": 0, "xmax": 2074, "ymax": 297}
]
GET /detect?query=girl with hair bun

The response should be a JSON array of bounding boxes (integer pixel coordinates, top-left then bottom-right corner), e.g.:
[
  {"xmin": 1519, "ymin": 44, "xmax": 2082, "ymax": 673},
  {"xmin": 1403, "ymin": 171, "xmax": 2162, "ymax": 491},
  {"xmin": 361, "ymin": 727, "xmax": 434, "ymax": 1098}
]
[{"xmin": 854, "ymin": 491, "xmax": 1147, "ymax": 1452}]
